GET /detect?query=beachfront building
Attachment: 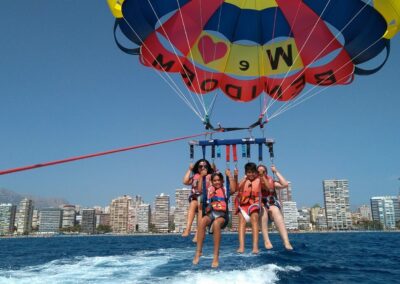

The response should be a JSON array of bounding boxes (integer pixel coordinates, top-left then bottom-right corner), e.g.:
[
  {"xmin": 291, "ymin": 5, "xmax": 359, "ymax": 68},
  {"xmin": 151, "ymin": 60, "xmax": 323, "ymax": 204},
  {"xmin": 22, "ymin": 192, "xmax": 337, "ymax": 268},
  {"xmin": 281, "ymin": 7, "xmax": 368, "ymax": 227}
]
[
  {"xmin": 278, "ymin": 181, "xmax": 292, "ymax": 202},
  {"xmin": 174, "ymin": 188, "xmax": 191, "ymax": 233},
  {"xmin": 323, "ymin": 179, "xmax": 351, "ymax": 230},
  {"xmin": 16, "ymin": 198, "xmax": 34, "ymax": 234},
  {"xmin": 0, "ymin": 204, "xmax": 16, "ymax": 235},
  {"xmin": 62, "ymin": 205, "xmax": 76, "ymax": 228},
  {"xmin": 81, "ymin": 209, "xmax": 96, "ymax": 234},
  {"xmin": 282, "ymin": 201, "xmax": 299, "ymax": 230},
  {"xmin": 154, "ymin": 193, "xmax": 170, "ymax": 233},
  {"xmin": 129, "ymin": 195, "xmax": 143, "ymax": 232},
  {"xmin": 31, "ymin": 209, "xmax": 40, "ymax": 230},
  {"xmin": 370, "ymin": 196, "xmax": 398, "ymax": 229},
  {"xmin": 110, "ymin": 195, "xmax": 133, "ymax": 234},
  {"xmin": 357, "ymin": 204, "xmax": 372, "ymax": 221},
  {"xmin": 38, "ymin": 208, "xmax": 63, "ymax": 233},
  {"xmin": 298, "ymin": 207, "xmax": 311, "ymax": 230},
  {"xmin": 98, "ymin": 213, "xmax": 110, "ymax": 226},
  {"xmin": 137, "ymin": 204, "xmax": 151, "ymax": 232}
]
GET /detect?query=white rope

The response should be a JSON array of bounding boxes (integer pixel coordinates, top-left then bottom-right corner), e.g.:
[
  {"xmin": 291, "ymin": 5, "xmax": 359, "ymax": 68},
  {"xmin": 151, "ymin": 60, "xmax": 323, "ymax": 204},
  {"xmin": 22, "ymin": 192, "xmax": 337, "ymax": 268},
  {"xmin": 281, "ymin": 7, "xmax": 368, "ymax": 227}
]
[
  {"xmin": 265, "ymin": 0, "xmax": 373, "ymax": 119},
  {"xmin": 121, "ymin": 16, "xmax": 204, "ymax": 120}
]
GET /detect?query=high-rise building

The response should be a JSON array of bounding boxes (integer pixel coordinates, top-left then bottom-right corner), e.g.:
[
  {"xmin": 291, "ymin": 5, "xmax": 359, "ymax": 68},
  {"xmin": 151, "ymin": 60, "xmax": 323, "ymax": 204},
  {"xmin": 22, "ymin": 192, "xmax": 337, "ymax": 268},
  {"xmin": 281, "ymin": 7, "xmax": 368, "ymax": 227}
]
[
  {"xmin": 16, "ymin": 198, "xmax": 34, "ymax": 234},
  {"xmin": 357, "ymin": 205, "xmax": 372, "ymax": 221},
  {"xmin": 110, "ymin": 195, "xmax": 133, "ymax": 234},
  {"xmin": 278, "ymin": 181, "xmax": 292, "ymax": 202},
  {"xmin": 31, "ymin": 209, "xmax": 39, "ymax": 230},
  {"xmin": 230, "ymin": 193, "xmax": 239, "ymax": 231},
  {"xmin": 128, "ymin": 195, "xmax": 143, "ymax": 232},
  {"xmin": 39, "ymin": 208, "xmax": 63, "ymax": 233},
  {"xmin": 174, "ymin": 188, "xmax": 191, "ymax": 233},
  {"xmin": 62, "ymin": 205, "xmax": 76, "ymax": 228},
  {"xmin": 137, "ymin": 204, "xmax": 151, "ymax": 232},
  {"xmin": 282, "ymin": 201, "xmax": 299, "ymax": 230},
  {"xmin": 297, "ymin": 207, "xmax": 311, "ymax": 230},
  {"xmin": 154, "ymin": 193, "xmax": 170, "ymax": 233},
  {"xmin": 81, "ymin": 209, "xmax": 96, "ymax": 234},
  {"xmin": 370, "ymin": 196, "xmax": 398, "ymax": 229},
  {"xmin": 98, "ymin": 213, "xmax": 110, "ymax": 226},
  {"xmin": 0, "ymin": 204, "xmax": 16, "ymax": 235},
  {"xmin": 323, "ymin": 179, "xmax": 351, "ymax": 230}
]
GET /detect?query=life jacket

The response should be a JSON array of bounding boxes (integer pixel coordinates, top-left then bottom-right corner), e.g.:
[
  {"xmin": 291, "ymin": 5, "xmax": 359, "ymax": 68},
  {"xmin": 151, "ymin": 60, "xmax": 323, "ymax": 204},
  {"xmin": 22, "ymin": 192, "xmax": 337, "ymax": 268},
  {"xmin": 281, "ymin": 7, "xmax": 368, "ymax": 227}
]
[
  {"xmin": 191, "ymin": 173, "xmax": 211, "ymax": 195},
  {"xmin": 261, "ymin": 175, "xmax": 276, "ymax": 198},
  {"xmin": 238, "ymin": 178, "xmax": 261, "ymax": 206},
  {"xmin": 206, "ymin": 186, "xmax": 227, "ymax": 212}
]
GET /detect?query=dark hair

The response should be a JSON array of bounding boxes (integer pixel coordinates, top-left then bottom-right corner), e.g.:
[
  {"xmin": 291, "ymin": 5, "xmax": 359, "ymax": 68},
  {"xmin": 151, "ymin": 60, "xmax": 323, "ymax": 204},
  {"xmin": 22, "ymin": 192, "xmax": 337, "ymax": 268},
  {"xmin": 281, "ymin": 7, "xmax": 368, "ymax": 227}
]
[
  {"xmin": 211, "ymin": 172, "xmax": 224, "ymax": 183},
  {"xmin": 257, "ymin": 164, "xmax": 268, "ymax": 175},
  {"xmin": 192, "ymin": 159, "xmax": 214, "ymax": 175},
  {"xmin": 244, "ymin": 162, "xmax": 257, "ymax": 173}
]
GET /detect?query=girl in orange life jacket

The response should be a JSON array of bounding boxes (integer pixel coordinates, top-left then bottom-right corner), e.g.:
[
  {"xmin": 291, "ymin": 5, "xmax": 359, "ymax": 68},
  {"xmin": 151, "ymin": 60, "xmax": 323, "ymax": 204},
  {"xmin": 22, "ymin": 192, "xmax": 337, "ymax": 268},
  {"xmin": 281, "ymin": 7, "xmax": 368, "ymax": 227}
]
[
  {"xmin": 182, "ymin": 159, "xmax": 214, "ymax": 242},
  {"xmin": 258, "ymin": 164, "xmax": 293, "ymax": 250},
  {"xmin": 236, "ymin": 162, "xmax": 263, "ymax": 254},
  {"xmin": 192, "ymin": 169, "xmax": 237, "ymax": 268}
]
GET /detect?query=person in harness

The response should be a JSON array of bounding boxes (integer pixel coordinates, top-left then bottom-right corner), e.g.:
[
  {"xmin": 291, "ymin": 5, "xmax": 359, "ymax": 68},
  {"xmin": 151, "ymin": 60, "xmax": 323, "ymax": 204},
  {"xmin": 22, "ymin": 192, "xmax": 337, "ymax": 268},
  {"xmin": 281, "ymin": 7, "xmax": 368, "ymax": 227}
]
[
  {"xmin": 192, "ymin": 169, "xmax": 237, "ymax": 268},
  {"xmin": 258, "ymin": 164, "xmax": 293, "ymax": 250},
  {"xmin": 182, "ymin": 159, "xmax": 214, "ymax": 242},
  {"xmin": 236, "ymin": 162, "xmax": 263, "ymax": 254}
]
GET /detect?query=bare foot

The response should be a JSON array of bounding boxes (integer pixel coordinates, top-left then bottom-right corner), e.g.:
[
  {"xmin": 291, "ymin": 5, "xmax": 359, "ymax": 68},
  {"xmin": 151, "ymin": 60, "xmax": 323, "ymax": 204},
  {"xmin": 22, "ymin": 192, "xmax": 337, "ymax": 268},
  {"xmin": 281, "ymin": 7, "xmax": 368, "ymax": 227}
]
[
  {"xmin": 284, "ymin": 243, "xmax": 293, "ymax": 251},
  {"xmin": 192, "ymin": 237, "xmax": 197, "ymax": 243},
  {"xmin": 264, "ymin": 241, "xmax": 273, "ymax": 250},
  {"xmin": 252, "ymin": 249, "xmax": 259, "ymax": 254},
  {"xmin": 193, "ymin": 251, "xmax": 201, "ymax": 265},
  {"xmin": 211, "ymin": 259, "xmax": 219, "ymax": 268},
  {"xmin": 236, "ymin": 248, "xmax": 244, "ymax": 253},
  {"xmin": 181, "ymin": 229, "xmax": 190, "ymax": 237}
]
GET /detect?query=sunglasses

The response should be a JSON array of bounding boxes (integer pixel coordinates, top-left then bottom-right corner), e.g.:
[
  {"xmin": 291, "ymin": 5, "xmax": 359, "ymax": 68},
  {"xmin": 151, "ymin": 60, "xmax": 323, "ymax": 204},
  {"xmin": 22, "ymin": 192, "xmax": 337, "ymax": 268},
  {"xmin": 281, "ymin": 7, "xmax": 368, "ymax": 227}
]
[{"xmin": 198, "ymin": 164, "xmax": 208, "ymax": 169}]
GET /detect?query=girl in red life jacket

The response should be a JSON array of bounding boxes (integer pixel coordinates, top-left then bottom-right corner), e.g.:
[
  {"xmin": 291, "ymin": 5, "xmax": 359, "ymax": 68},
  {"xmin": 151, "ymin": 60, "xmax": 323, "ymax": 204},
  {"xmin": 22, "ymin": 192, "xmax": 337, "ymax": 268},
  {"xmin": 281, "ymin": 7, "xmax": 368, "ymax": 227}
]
[
  {"xmin": 193, "ymin": 169, "xmax": 237, "ymax": 268},
  {"xmin": 182, "ymin": 159, "xmax": 214, "ymax": 242},
  {"xmin": 258, "ymin": 164, "xmax": 293, "ymax": 250},
  {"xmin": 236, "ymin": 162, "xmax": 262, "ymax": 254}
]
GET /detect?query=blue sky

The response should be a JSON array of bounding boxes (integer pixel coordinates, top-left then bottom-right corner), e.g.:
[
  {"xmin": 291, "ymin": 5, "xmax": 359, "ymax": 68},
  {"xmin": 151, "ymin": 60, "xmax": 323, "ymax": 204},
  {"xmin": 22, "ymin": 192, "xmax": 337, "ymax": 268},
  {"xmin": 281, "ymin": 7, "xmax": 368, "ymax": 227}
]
[{"xmin": 0, "ymin": 1, "xmax": 399, "ymax": 209}]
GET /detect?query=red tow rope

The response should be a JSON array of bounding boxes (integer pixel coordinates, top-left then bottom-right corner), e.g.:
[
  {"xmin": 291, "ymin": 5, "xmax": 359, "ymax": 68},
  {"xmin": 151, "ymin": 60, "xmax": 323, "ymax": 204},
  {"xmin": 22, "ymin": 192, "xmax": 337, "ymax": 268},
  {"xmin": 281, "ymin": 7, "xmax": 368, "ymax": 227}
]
[{"xmin": 0, "ymin": 131, "xmax": 216, "ymax": 175}]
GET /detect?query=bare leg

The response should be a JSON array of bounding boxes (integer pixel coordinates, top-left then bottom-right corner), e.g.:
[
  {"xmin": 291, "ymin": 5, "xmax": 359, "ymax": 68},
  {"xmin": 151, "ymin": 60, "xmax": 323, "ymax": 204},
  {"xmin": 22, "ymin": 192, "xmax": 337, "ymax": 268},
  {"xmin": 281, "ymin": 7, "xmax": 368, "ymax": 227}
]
[
  {"xmin": 211, "ymin": 218, "xmax": 225, "ymax": 268},
  {"xmin": 270, "ymin": 206, "xmax": 293, "ymax": 250},
  {"xmin": 193, "ymin": 216, "xmax": 210, "ymax": 265},
  {"xmin": 237, "ymin": 213, "xmax": 246, "ymax": 253},
  {"xmin": 250, "ymin": 211, "xmax": 259, "ymax": 254},
  {"xmin": 261, "ymin": 206, "xmax": 273, "ymax": 249},
  {"xmin": 193, "ymin": 206, "xmax": 202, "ymax": 243},
  {"xmin": 182, "ymin": 200, "xmax": 198, "ymax": 237}
]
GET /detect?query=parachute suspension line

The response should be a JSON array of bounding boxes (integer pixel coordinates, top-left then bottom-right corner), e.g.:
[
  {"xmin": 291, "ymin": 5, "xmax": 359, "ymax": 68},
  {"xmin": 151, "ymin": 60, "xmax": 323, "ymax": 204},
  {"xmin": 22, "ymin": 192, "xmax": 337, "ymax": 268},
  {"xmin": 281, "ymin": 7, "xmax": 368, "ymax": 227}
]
[
  {"xmin": 266, "ymin": 0, "xmax": 373, "ymax": 119},
  {"xmin": 262, "ymin": 0, "xmax": 304, "ymax": 116},
  {"xmin": 269, "ymin": 34, "xmax": 383, "ymax": 120},
  {"xmin": 268, "ymin": 0, "xmax": 374, "ymax": 119},
  {"xmin": 121, "ymin": 16, "xmax": 204, "ymax": 121},
  {"xmin": 175, "ymin": 0, "xmax": 209, "ymax": 115},
  {"xmin": 0, "ymin": 131, "xmax": 220, "ymax": 176},
  {"xmin": 145, "ymin": 0, "xmax": 207, "ymax": 118},
  {"xmin": 206, "ymin": 92, "xmax": 219, "ymax": 118}
]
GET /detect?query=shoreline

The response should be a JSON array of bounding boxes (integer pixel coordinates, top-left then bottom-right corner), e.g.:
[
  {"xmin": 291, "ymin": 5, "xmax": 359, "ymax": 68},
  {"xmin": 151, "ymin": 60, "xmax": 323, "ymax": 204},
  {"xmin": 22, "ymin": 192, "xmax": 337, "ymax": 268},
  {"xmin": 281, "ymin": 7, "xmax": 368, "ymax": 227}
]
[{"xmin": 1, "ymin": 229, "xmax": 399, "ymax": 239}]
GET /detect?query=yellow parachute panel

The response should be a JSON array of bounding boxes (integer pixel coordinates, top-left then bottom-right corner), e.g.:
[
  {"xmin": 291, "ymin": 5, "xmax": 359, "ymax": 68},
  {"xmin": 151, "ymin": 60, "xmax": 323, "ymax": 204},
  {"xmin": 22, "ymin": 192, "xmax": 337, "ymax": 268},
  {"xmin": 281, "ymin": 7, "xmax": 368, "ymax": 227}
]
[
  {"xmin": 107, "ymin": 0, "xmax": 125, "ymax": 18},
  {"xmin": 374, "ymin": 0, "xmax": 400, "ymax": 39}
]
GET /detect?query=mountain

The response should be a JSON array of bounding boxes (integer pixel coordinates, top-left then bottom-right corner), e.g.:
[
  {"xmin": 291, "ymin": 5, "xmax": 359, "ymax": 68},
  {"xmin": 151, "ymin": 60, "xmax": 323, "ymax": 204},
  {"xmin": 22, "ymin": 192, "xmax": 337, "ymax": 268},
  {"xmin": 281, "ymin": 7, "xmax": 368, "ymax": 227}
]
[{"xmin": 0, "ymin": 188, "xmax": 69, "ymax": 208}]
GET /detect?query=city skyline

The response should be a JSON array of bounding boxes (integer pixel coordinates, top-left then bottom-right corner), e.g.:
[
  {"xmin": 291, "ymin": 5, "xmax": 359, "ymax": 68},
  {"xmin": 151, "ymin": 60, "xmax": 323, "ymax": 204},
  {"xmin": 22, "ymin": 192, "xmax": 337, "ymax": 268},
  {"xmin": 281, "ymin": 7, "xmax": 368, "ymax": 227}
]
[{"xmin": 1, "ymin": 1, "xmax": 399, "ymax": 211}]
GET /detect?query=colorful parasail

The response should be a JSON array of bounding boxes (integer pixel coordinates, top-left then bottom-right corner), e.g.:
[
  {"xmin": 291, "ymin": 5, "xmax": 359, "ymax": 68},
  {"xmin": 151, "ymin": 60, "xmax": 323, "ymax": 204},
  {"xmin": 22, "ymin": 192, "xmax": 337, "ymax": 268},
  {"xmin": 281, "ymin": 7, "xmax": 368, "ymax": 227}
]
[{"xmin": 107, "ymin": 0, "xmax": 398, "ymax": 105}]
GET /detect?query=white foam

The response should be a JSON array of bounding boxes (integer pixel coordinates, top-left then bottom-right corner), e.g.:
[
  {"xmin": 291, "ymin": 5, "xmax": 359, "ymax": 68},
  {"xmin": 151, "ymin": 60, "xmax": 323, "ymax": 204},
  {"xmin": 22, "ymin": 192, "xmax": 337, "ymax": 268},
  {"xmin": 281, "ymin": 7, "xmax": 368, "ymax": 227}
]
[
  {"xmin": 170, "ymin": 264, "xmax": 301, "ymax": 284},
  {"xmin": 0, "ymin": 247, "xmax": 300, "ymax": 284}
]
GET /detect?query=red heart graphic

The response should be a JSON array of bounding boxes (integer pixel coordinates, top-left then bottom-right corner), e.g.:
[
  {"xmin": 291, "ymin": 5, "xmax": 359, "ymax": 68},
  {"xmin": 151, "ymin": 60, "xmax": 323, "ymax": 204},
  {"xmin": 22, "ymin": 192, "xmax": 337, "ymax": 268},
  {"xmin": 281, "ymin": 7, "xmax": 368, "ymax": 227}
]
[{"xmin": 197, "ymin": 35, "xmax": 228, "ymax": 64}]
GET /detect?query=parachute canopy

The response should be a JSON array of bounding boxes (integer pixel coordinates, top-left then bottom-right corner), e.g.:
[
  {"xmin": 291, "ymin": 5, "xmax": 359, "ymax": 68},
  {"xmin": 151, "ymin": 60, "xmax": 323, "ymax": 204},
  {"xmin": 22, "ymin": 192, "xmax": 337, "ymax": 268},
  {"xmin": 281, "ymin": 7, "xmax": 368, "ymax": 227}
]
[{"xmin": 109, "ymin": 0, "xmax": 394, "ymax": 104}]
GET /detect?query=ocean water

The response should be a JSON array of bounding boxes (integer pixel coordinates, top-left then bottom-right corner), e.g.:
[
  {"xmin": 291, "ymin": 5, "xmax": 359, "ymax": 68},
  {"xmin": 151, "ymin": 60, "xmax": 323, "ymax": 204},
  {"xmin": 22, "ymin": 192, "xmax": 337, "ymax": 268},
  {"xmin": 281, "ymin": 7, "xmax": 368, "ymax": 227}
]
[{"xmin": 0, "ymin": 232, "xmax": 399, "ymax": 283}]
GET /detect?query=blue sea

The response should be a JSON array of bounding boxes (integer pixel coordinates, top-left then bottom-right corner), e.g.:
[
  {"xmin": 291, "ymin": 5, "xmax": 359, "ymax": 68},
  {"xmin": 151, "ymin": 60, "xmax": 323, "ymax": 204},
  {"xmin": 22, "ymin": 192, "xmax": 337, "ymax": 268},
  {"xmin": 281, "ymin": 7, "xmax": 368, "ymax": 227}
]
[{"xmin": 0, "ymin": 232, "xmax": 399, "ymax": 283}]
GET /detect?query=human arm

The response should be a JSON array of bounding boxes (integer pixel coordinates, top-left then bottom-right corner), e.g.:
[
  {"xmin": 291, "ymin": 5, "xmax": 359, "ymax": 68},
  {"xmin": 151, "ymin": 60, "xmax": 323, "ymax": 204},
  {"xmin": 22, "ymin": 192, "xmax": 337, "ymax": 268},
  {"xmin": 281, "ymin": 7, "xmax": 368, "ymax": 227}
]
[
  {"xmin": 182, "ymin": 163, "xmax": 194, "ymax": 185},
  {"xmin": 225, "ymin": 169, "xmax": 237, "ymax": 194},
  {"xmin": 197, "ymin": 168, "xmax": 208, "ymax": 193},
  {"xmin": 271, "ymin": 165, "xmax": 289, "ymax": 189},
  {"xmin": 258, "ymin": 165, "xmax": 274, "ymax": 190}
]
